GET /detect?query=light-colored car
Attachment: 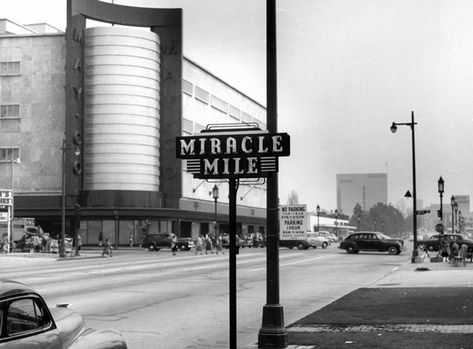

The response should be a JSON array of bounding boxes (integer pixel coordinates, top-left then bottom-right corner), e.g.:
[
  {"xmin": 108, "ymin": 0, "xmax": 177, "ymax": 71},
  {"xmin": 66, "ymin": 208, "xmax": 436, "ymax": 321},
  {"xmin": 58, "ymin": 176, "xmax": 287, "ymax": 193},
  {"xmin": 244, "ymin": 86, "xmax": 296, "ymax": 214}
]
[
  {"xmin": 0, "ymin": 279, "xmax": 127, "ymax": 348},
  {"xmin": 306, "ymin": 232, "xmax": 329, "ymax": 249},
  {"xmin": 316, "ymin": 231, "xmax": 339, "ymax": 244}
]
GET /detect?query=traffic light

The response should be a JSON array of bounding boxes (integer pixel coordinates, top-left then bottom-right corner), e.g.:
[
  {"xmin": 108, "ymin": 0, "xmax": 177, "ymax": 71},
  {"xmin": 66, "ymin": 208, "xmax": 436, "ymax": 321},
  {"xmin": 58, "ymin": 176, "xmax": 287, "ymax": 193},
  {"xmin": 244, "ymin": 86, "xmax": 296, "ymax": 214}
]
[
  {"xmin": 437, "ymin": 209, "xmax": 442, "ymax": 219},
  {"xmin": 75, "ymin": 203, "xmax": 82, "ymax": 217}
]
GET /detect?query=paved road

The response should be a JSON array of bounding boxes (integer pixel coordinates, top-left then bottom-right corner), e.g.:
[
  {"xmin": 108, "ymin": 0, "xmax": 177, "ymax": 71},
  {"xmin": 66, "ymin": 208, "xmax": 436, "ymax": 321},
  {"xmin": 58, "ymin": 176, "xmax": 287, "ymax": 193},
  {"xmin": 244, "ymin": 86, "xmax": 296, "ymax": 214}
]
[{"xmin": 0, "ymin": 246, "xmax": 407, "ymax": 348}]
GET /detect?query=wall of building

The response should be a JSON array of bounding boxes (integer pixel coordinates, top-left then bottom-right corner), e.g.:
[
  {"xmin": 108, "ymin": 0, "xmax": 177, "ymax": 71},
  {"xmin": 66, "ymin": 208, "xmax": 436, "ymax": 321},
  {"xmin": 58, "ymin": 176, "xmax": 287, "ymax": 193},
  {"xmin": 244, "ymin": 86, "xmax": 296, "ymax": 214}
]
[{"xmin": 0, "ymin": 34, "xmax": 65, "ymax": 194}]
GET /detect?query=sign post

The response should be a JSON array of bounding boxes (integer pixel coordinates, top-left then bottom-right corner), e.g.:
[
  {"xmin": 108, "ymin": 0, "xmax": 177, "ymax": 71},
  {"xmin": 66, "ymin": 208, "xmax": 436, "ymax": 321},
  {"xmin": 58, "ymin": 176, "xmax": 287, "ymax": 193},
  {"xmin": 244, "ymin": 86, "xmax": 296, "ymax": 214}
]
[
  {"xmin": 176, "ymin": 125, "xmax": 290, "ymax": 349},
  {"xmin": 0, "ymin": 190, "xmax": 13, "ymax": 253}
]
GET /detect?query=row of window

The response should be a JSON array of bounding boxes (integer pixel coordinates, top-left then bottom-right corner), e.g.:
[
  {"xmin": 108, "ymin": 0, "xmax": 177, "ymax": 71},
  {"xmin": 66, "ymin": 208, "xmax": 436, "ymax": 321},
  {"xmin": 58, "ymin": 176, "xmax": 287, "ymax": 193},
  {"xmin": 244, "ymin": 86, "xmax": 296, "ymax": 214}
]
[
  {"xmin": 0, "ymin": 104, "xmax": 20, "ymax": 118},
  {"xmin": 183, "ymin": 78, "xmax": 264, "ymax": 127},
  {"xmin": 0, "ymin": 61, "xmax": 20, "ymax": 76},
  {"xmin": 0, "ymin": 148, "xmax": 20, "ymax": 162}
]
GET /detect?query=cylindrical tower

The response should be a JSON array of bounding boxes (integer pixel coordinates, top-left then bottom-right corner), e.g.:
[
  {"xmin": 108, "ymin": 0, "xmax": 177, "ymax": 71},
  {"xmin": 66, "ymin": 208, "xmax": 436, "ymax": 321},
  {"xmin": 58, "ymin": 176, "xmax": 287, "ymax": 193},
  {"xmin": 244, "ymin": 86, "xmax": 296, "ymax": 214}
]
[{"xmin": 84, "ymin": 27, "xmax": 160, "ymax": 194}]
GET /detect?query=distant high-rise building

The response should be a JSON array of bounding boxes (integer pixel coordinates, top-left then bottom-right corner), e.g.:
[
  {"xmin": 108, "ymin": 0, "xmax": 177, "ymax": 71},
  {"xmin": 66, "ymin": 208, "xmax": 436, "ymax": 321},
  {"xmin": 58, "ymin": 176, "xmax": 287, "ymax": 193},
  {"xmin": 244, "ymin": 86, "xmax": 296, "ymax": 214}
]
[{"xmin": 337, "ymin": 173, "xmax": 388, "ymax": 215}]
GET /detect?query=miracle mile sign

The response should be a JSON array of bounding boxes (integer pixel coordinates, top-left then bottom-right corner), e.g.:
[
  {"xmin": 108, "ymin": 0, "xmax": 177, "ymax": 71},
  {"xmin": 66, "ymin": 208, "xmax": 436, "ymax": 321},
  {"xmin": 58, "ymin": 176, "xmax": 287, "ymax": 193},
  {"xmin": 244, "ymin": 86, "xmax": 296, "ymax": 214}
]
[
  {"xmin": 176, "ymin": 125, "xmax": 290, "ymax": 349},
  {"xmin": 176, "ymin": 128, "xmax": 290, "ymax": 179}
]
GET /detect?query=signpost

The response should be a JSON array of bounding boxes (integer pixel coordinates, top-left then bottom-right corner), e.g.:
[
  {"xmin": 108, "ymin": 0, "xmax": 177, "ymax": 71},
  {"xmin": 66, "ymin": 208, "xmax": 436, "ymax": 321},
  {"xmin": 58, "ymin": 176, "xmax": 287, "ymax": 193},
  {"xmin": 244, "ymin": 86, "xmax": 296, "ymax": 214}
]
[
  {"xmin": 176, "ymin": 125, "xmax": 290, "ymax": 349},
  {"xmin": 0, "ymin": 189, "xmax": 13, "ymax": 253},
  {"xmin": 279, "ymin": 204, "xmax": 307, "ymax": 240}
]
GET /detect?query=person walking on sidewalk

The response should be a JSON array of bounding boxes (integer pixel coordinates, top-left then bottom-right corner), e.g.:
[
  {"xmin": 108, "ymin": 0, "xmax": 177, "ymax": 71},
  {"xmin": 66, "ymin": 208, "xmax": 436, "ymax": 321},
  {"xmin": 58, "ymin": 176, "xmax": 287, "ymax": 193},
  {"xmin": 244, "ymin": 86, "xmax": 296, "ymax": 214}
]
[
  {"xmin": 1, "ymin": 233, "xmax": 9, "ymax": 254},
  {"xmin": 129, "ymin": 232, "xmax": 134, "ymax": 247},
  {"xmin": 195, "ymin": 235, "xmax": 203, "ymax": 255},
  {"xmin": 215, "ymin": 234, "xmax": 224, "ymax": 255},
  {"xmin": 75, "ymin": 234, "xmax": 82, "ymax": 256},
  {"xmin": 102, "ymin": 238, "xmax": 112, "ymax": 257},
  {"xmin": 171, "ymin": 233, "xmax": 178, "ymax": 256},
  {"xmin": 98, "ymin": 231, "xmax": 103, "ymax": 247}
]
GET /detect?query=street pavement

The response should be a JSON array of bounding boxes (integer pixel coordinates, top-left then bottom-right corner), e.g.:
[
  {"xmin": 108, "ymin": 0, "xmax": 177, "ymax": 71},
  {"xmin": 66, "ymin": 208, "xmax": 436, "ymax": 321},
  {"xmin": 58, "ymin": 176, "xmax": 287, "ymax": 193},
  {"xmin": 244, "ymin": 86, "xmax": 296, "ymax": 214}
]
[
  {"xmin": 282, "ymin": 256, "xmax": 473, "ymax": 349},
  {"xmin": 2, "ymin": 248, "xmax": 472, "ymax": 349}
]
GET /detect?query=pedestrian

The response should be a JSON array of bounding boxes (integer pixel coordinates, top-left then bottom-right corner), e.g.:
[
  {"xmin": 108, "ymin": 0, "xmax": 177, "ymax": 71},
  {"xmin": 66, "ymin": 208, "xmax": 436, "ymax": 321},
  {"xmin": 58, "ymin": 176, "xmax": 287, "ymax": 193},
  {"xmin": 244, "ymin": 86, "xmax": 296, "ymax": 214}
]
[
  {"xmin": 1, "ymin": 233, "xmax": 8, "ymax": 254},
  {"xmin": 439, "ymin": 234, "xmax": 450, "ymax": 262},
  {"xmin": 215, "ymin": 235, "xmax": 224, "ymax": 255},
  {"xmin": 75, "ymin": 233, "xmax": 82, "ymax": 256},
  {"xmin": 129, "ymin": 232, "xmax": 134, "ymax": 247},
  {"xmin": 171, "ymin": 233, "xmax": 178, "ymax": 255},
  {"xmin": 205, "ymin": 234, "xmax": 213, "ymax": 254},
  {"xmin": 449, "ymin": 241, "xmax": 459, "ymax": 262},
  {"xmin": 195, "ymin": 235, "xmax": 203, "ymax": 255},
  {"xmin": 98, "ymin": 231, "xmax": 103, "ymax": 247},
  {"xmin": 102, "ymin": 238, "xmax": 112, "ymax": 257}
]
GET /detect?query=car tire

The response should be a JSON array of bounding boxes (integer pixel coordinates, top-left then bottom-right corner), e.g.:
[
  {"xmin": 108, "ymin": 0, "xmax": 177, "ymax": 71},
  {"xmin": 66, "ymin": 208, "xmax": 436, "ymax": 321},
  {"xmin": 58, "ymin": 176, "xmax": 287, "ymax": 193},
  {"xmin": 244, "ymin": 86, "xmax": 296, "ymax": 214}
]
[
  {"xmin": 417, "ymin": 244, "xmax": 426, "ymax": 251},
  {"xmin": 148, "ymin": 245, "xmax": 155, "ymax": 251},
  {"xmin": 346, "ymin": 246, "xmax": 357, "ymax": 254},
  {"xmin": 388, "ymin": 246, "xmax": 399, "ymax": 255},
  {"xmin": 179, "ymin": 245, "xmax": 186, "ymax": 251},
  {"xmin": 297, "ymin": 243, "xmax": 305, "ymax": 250},
  {"xmin": 322, "ymin": 242, "xmax": 328, "ymax": 249}
]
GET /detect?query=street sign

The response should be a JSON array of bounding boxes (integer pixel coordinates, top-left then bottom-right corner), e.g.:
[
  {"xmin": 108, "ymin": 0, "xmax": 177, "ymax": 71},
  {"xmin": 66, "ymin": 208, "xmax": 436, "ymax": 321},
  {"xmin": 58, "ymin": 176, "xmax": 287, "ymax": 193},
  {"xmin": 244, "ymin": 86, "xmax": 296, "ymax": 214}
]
[
  {"xmin": 176, "ymin": 130, "xmax": 290, "ymax": 179},
  {"xmin": 0, "ymin": 189, "xmax": 12, "ymax": 206},
  {"xmin": 279, "ymin": 205, "xmax": 307, "ymax": 240},
  {"xmin": 416, "ymin": 209, "xmax": 431, "ymax": 215}
]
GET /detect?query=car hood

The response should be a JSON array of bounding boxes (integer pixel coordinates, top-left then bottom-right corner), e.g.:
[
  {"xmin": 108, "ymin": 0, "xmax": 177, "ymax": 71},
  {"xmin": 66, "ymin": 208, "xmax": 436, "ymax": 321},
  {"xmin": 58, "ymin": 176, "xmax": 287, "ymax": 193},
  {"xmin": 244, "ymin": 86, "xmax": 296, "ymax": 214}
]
[{"xmin": 50, "ymin": 306, "xmax": 87, "ymax": 347}]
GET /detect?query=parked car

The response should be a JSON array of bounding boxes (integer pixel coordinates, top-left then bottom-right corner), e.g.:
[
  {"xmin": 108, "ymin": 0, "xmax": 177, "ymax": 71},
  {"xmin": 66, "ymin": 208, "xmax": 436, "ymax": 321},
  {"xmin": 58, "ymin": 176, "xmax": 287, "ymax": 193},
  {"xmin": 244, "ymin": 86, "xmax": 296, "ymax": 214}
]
[
  {"xmin": 339, "ymin": 231, "xmax": 406, "ymax": 255},
  {"xmin": 417, "ymin": 233, "xmax": 473, "ymax": 254},
  {"xmin": 0, "ymin": 279, "xmax": 127, "ymax": 348},
  {"xmin": 221, "ymin": 234, "xmax": 245, "ymax": 248},
  {"xmin": 306, "ymin": 232, "xmax": 329, "ymax": 249},
  {"xmin": 279, "ymin": 239, "xmax": 311, "ymax": 250},
  {"xmin": 141, "ymin": 233, "xmax": 194, "ymax": 251}
]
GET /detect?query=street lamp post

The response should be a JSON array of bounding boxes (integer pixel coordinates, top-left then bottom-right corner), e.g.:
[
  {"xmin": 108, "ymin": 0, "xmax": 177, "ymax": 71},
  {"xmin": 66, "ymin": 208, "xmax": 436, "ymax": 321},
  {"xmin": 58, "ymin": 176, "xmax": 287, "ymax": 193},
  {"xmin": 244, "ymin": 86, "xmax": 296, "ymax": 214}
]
[
  {"xmin": 8, "ymin": 157, "xmax": 20, "ymax": 253},
  {"xmin": 374, "ymin": 219, "xmax": 377, "ymax": 231},
  {"xmin": 60, "ymin": 138, "xmax": 81, "ymax": 258},
  {"xmin": 382, "ymin": 221, "xmax": 385, "ymax": 232},
  {"xmin": 212, "ymin": 184, "xmax": 219, "ymax": 236},
  {"xmin": 113, "ymin": 210, "xmax": 119, "ymax": 249},
  {"xmin": 390, "ymin": 111, "xmax": 418, "ymax": 263},
  {"xmin": 450, "ymin": 196, "xmax": 456, "ymax": 234},
  {"xmin": 438, "ymin": 177, "xmax": 444, "ymax": 222},
  {"xmin": 357, "ymin": 216, "xmax": 360, "ymax": 231},
  {"xmin": 334, "ymin": 209, "xmax": 339, "ymax": 239},
  {"xmin": 316, "ymin": 205, "xmax": 320, "ymax": 232},
  {"xmin": 453, "ymin": 201, "xmax": 458, "ymax": 233}
]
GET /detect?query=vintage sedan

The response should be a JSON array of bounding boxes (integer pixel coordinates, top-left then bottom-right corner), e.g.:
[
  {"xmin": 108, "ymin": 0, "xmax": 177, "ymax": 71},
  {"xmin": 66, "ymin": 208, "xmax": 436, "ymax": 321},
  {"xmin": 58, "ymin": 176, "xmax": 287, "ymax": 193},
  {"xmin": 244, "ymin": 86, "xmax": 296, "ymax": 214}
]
[
  {"xmin": 279, "ymin": 238, "xmax": 312, "ymax": 250},
  {"xmin": 339, "ymin": 231, "xmax": 405, "ymax": 255},
  {"xmin": 141, "ymin": 233, "xmax": 194, "ymax": 251},
  {"xmin": 306, "ymin": 232, "xmax": 329, "ymax": 249},
  {"xmin": 417, "ymin": 233, "xmax": 473, "ymax": 254},
  {"xmin": 0, "ymin": 279, "xmax": 127, "ymax": 348}
]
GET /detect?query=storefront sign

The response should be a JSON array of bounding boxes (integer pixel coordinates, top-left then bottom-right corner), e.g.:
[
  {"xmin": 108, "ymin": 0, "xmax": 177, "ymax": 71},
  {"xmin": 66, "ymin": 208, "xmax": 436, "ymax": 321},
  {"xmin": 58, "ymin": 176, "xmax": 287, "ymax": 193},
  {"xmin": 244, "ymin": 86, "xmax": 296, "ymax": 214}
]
[
  {"xmin": 279, "ymin": 204, "xmax": 307, "ymax": 240},
  {"xmin": 176, "ymin": 131, "xmax": 290, "ymax": 179}
]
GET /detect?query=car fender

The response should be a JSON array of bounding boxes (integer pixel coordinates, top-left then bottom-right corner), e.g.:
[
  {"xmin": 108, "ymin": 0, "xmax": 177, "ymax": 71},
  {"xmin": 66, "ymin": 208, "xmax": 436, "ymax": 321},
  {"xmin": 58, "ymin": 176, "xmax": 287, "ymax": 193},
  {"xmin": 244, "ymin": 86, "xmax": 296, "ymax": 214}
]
[
  {"xmin": 49, "ymin": 307, "xmax": 87, "ymax": 348},
  {"xmin": 67, "ymin": 328, "xmax": 127, "ymax": 349}
]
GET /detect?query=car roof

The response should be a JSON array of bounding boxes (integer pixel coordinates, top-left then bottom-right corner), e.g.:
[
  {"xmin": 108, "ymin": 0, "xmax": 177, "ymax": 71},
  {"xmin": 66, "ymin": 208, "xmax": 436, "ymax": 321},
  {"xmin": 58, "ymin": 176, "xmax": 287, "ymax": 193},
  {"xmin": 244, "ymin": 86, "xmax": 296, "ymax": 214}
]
[{"xmin": 0, "ymin": 279, "xmax": 36, "ymax": 300}]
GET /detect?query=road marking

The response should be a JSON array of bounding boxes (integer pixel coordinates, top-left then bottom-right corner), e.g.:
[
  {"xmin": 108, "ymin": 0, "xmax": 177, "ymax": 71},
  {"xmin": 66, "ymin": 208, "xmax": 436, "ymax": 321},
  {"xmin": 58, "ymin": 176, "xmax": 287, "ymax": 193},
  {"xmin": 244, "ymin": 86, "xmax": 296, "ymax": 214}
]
[{"xmin": 250, "ymin": 256, "xmax": 327, "ymax": 272}]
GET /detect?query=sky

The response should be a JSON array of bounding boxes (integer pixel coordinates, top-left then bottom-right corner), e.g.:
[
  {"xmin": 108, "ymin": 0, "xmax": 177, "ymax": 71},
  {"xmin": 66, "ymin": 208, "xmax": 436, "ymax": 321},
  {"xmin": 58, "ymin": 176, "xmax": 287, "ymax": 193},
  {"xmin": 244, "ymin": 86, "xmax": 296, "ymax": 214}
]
[{"xmin": 4, "ymin": 0, "xmax": 473, "ymax": 214}]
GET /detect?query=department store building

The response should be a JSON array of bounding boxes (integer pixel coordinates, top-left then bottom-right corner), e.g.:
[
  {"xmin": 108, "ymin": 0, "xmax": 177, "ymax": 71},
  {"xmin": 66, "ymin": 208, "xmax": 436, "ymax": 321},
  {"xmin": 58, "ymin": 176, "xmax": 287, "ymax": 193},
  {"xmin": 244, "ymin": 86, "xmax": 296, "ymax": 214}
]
[{"xmin": 0, "ymin": 15, "xmax": 266, "ymax": 245}]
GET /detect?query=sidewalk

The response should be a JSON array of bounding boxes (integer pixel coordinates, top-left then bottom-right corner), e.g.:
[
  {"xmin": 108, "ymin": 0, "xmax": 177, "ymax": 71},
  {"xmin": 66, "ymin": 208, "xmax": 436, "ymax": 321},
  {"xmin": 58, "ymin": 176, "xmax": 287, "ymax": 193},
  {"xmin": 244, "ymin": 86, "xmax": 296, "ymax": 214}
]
[{"xmin": 286, "ymin": 257, "xmax": 473, "ymax": 349}]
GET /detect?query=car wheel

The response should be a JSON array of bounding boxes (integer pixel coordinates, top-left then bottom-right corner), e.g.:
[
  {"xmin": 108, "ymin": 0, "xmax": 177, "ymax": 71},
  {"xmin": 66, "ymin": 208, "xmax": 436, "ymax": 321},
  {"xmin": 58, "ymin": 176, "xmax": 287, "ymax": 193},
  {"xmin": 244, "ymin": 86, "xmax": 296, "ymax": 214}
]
[
  {"xmin": 388, "ymin": 246, "xmax": 399, "ymax": 255},
  {"xmin": 148, "ymin": 245, "xmax": 154, "ymax": 251},
  {"xmin": 322, "ymin": 242, "xmax": 328, "ymax": 249},
  {"xmin": 418, "ymin": 244, "xmax": 426, "ymax": 251},
  {"xmin": 179, "ymin": 245, "xmax": 186, "ymax": 251},
  {"xmin": 346, "ymin": 246, "xmax": 357, "ymax": 254},
  {"xmin": 297, "ymin": 243, "xmax": 306, "ymax": 250}
]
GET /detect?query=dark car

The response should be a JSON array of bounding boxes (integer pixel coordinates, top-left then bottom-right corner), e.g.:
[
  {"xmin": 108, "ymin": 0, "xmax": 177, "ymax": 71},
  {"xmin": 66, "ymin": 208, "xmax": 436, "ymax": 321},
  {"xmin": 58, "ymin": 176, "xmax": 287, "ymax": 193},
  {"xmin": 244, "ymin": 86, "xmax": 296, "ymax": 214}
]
[
  {"xmin": 141, "ymin": 233, "xmax": 194, "ymax": 251},
  {"xmin": 0, "ymin": 279, "xmax": 127, "ymax": 348},
  {"xmin": 339, "ymin": 231, "xmax": 405, "ymax": 255},
  {"xmin": 417, "ymin": 233, "xmax": 473, "ymax": 254},
  {"xmin": 279, "ymin": 239, "xmax": 311, "ymax": 250}
]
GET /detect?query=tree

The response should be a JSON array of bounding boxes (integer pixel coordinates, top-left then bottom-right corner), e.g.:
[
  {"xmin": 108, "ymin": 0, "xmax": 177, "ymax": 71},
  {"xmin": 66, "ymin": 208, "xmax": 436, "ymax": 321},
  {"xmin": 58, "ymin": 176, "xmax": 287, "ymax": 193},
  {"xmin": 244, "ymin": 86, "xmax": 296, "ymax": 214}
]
[
  {"xmin": 287, "ymin": 190, "xmax": 299, "ymax": 205},
  {"xmin": 349, "ymin": 202, "xmax": 406, "ymax": 237}
]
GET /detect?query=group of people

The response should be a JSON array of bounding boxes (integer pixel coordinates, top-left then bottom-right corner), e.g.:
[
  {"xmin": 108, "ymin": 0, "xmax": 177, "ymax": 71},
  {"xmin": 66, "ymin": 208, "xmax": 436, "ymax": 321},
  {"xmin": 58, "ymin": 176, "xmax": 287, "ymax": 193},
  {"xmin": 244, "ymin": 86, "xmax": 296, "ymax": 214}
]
[{"xmin": 194, "ymin": 234, "xmax": 224, "ymax": 255}]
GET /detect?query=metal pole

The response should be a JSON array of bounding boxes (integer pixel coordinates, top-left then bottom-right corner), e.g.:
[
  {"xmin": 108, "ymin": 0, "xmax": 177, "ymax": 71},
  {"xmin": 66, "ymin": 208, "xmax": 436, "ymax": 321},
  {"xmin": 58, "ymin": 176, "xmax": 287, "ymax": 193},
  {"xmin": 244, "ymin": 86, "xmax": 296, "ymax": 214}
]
[
  {"xmin": 258, "ymin": 0, "xmax": 287, "ymax": 347},
  {"xmin": 411, "ymin": 111, "xmax": 418, "ymax": 263},
  {"xmin": 317, "ymin": 213, "xmax": 319, "ymax": 231},
  {"xmin": 451, "ymin": 204, "xmax": 454, "ymax": 234},
  {"xmin": 228, "ymin": 178, "xmax": 238, "ymax": 349},
  {"xmin": 214, "ymin": 197, "xmax": 218, "ymax": 235},
  {"xmin": 60, "ymin": 138, "xmax": 67, "ymax": 258},
  {"xmin": 9, "ymin": 159, "xmax": 14, "ymax": 253}
]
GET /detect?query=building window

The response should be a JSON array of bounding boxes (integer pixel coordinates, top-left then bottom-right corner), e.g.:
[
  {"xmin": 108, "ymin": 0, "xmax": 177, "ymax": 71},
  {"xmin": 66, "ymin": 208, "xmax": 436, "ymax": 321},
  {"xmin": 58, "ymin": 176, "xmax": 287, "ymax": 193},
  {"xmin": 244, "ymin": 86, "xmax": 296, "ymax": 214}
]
[
  {"xmin": 210, "ymin": 95, "xmax": 228, "ymax": 114},
  {"xmin": 0, "ymin": 148, "xmax": 20, "ymax": 162},
  {"xmin": 182, "ymin": 118, "xmax": 193, "ymax": 134},
  {"xmin": 241, "ymin": 111, "xmax": 252, "ymax": 123},
  {"xmin": 229, "ymin": 105, "xmax": 240, "ymax": 121},
  {"xmin": 194, "ymin": 122, "xmax": 205, "ymax": 133},
  {"xmin": 0, "ymin": 104, "xmax": 20, "ymax": 118},
  {"xmin": 0, "ymin": 61, "xmax": 20, "ymax": 76},
  {"xmin": 182, "ymin": 79, "xmax": 193, "ymax": 96},
  {"xmin": 194, "ymin": 86, "xmax": 209, "ymax": 104}
]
